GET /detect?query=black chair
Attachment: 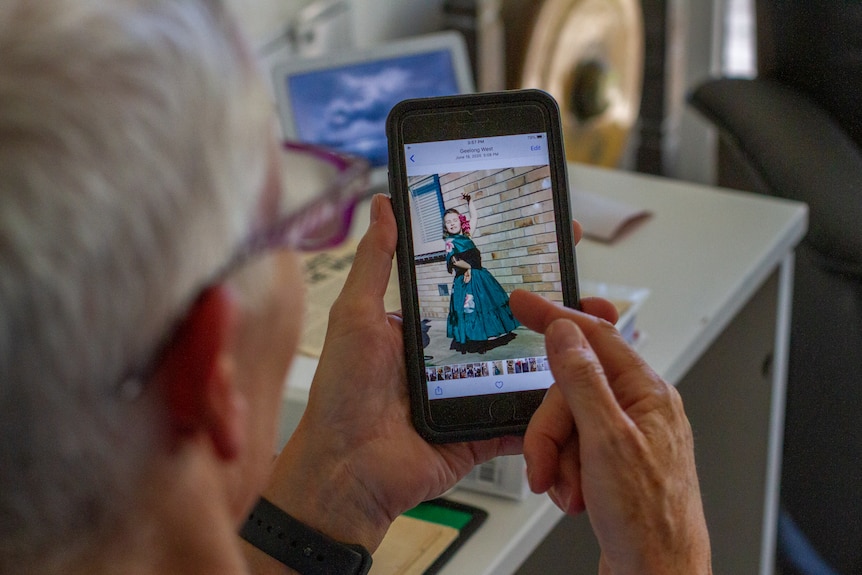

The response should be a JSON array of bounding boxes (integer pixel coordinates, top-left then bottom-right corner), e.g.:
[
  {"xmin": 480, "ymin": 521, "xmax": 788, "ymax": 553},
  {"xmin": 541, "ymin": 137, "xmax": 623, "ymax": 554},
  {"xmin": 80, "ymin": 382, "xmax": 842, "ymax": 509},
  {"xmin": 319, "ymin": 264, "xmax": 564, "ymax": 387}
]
[{"xmin": 687, "ymin": 2, "xmax": 862, "ymax": 573}]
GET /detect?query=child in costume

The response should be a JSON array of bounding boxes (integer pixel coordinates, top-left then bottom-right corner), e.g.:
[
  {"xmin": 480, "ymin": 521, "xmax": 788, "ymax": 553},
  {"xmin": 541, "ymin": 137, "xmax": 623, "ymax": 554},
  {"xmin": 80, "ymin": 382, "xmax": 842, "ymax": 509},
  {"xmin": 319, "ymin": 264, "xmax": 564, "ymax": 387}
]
[{"xmin": 444, "ymin": 193, "xmax": 519, "ymax": 353}]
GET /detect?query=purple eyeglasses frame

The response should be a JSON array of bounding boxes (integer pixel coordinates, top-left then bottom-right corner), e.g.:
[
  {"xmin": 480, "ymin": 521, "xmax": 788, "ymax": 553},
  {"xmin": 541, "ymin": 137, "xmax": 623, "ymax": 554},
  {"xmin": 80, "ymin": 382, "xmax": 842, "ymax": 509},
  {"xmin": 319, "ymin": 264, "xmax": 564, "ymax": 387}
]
[{"xmin": 116, "ymin": 141, "xmax": 371, "ymax": 398}]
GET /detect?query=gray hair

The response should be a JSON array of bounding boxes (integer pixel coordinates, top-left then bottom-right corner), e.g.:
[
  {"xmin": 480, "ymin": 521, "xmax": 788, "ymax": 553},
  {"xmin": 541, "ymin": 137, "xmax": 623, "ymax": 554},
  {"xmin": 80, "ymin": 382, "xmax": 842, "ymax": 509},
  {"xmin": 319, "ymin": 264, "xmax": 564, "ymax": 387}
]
[{"xmin": 0, "ymin": 0, "xmax": 271, "ymax": 569}]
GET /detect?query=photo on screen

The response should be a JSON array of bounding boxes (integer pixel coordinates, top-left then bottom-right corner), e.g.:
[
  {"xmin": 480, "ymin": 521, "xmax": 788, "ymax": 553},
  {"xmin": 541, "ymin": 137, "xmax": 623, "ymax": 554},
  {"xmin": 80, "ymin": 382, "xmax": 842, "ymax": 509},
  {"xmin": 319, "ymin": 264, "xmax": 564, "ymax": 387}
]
[{"xmin": 408, "ymin": 164, "xmax": 564, "ymax": 379}]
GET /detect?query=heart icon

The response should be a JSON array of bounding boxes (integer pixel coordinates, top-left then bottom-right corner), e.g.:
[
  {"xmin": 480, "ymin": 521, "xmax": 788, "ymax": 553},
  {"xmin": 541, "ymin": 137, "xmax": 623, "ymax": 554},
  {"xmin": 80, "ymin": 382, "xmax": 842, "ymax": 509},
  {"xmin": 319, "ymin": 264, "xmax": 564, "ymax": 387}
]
[{"xmin": 495, "ymin": 381, "xmax": 504, "ymax": 389}]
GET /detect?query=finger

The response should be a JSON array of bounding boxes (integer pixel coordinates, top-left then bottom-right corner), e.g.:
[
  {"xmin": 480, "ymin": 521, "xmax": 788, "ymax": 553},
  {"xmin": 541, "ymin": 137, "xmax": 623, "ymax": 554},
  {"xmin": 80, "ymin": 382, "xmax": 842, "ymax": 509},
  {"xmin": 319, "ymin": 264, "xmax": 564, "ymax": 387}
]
[
  {"xmin": 580, "ymin": 296, "xmax": 619, "ymax": 324},
  {"xmin": 572, "ymin": 219, "xmax": 583, "ymax": 244},
  {"xmin": 511, "ymin": 289, "xmax": 604, "ymax": 336},
  {"xmin": 598, "ymin": 554, "xmax": 612, "ymax": 575},
  {"xmin": 548, "ymin": 480, "xmax": 586, "ymax": 516},
  {"xmin": 544, "ymin": 317, "xmax": 624, "ymax": 432},
  {"xmin": 511, "ymin": 290, "xmax": 619, "ymax": 329},
  {"xmin": 511, "ymin": 289, "xmax": 643, "ymax": 383},
  {"xmin": 523, "ymin": 384, "xmax": 574, "ymax": 493},
  {"xmin": 510, "ymin": 289, "xmax": 573, "ymax": 334},
  {"xmin": 336, "ymin": 194, "xmax": 397, "ymax": 306},
  {"xmin": 458, "ymin": 435, "xmax": 525, "ymax": 465}
]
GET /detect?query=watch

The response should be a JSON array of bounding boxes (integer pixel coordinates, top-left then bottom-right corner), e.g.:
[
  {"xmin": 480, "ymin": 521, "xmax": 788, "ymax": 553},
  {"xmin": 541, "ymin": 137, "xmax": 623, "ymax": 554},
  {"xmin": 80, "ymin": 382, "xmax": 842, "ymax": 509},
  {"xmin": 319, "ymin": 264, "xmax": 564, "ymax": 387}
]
[{"xmin": 240, "ymin": 497, "xmax": 373, "ymax": 575}]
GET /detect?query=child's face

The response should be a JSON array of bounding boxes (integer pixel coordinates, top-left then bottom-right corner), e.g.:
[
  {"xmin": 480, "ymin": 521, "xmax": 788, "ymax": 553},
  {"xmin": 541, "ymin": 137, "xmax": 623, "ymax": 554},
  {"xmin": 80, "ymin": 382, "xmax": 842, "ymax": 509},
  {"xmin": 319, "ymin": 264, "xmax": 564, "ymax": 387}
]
[{"xmin": 444, "ymin": 212, "xmax": 461, "ymax": 234}]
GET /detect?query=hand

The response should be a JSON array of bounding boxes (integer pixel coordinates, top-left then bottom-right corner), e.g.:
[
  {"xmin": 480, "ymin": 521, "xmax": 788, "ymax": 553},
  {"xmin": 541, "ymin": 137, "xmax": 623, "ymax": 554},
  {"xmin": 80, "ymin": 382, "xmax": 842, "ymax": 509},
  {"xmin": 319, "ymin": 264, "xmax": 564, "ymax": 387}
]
[
  {"xmin": 463, "ymin": 268, "xmax": 471, "ymax": 284},
  {"xmin": 259, "ymin": 197, "xmax": 619, "ymax": 558},
  {"xmin": 511, "ymin": 291, "xmax": 712, "ymax": 575},
  {"xmin": 263, "ymin": 195, "xmax": 522, "ymax": 552}
]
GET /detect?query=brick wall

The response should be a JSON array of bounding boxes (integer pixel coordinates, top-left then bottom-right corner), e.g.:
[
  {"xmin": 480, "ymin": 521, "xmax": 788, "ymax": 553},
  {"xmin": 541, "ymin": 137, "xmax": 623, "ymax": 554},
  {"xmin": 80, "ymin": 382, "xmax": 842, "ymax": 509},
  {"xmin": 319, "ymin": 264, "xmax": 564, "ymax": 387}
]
[{"xmin": 417, "ymin": 165, "xmax": 563, "ymax": 320}]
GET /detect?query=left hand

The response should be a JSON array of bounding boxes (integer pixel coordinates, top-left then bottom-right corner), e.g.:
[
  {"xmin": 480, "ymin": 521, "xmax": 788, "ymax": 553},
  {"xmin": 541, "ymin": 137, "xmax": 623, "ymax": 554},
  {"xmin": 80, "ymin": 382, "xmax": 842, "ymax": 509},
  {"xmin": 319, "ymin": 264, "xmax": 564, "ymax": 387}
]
[{"xmin": 263, "ymin": 195, "xmax": 522, "ymax": 552}]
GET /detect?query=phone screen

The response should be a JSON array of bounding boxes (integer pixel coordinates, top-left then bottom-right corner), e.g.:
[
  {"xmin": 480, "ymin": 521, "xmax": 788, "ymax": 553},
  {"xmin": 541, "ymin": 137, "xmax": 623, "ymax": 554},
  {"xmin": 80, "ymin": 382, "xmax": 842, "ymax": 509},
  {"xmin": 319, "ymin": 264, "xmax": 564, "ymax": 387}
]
[
  {"xmin": 388, "ymin": 91, "xmax": 577, "ymax": 441},
  {"xmin": 403, "ymin": 131, "xmax": 563, "ymax": 405}
]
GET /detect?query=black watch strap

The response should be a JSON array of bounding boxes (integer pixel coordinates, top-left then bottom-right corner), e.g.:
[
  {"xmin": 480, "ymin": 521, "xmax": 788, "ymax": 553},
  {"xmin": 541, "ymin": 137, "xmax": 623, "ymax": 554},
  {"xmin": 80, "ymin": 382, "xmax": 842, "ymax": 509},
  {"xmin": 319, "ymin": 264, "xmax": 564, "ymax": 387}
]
[{"xmin": 240, "ymin": 497, "xmax": 372, "ymax": 575}]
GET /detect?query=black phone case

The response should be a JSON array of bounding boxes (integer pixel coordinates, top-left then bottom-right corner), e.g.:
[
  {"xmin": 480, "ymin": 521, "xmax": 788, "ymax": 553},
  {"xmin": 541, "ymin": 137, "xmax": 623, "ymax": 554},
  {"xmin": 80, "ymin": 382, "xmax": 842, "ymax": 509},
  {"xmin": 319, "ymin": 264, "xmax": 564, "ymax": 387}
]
[{"xmin": 386, "ymin": 90, "xmax": 579, "ymax": 443}]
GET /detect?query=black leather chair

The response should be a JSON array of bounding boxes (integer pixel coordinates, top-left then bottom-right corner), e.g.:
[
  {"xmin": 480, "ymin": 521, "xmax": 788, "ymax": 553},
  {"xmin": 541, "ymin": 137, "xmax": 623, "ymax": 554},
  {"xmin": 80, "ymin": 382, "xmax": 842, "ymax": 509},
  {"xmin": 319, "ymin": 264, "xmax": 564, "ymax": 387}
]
[{"xmin": 687, "ymin": 2, "xmax": 862, "ymax": 574}]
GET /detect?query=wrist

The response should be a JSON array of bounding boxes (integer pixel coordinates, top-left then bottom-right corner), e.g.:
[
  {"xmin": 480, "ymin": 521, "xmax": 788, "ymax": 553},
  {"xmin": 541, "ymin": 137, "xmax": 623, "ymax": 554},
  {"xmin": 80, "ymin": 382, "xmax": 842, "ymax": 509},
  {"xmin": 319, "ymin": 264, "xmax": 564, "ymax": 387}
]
[
  {"xmin": 240, "ymin": 497, "xmax": 372, "ymax": 575},
  {"xmin": 264, "ymin": 425, "xmax": 393, "ymax": 553},
  {"xmin": 637, "ymin": 521, "xmax": 712, "ymax": 575},
  {"xmin": 242, "ymin": 537, "xmax": 301, "ymax": 575}
]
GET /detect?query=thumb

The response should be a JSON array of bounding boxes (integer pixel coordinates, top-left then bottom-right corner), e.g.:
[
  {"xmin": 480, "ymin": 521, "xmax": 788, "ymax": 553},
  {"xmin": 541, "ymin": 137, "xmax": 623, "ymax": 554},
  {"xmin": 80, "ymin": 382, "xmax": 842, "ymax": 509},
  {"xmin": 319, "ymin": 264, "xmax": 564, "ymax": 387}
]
[
  {"xmin": 337, "ymin": 194, "xmax": 397, "ymax": 304},
  {"xmin": 545, "ymin": 318, "xmax": 622, "ymax": 431}
]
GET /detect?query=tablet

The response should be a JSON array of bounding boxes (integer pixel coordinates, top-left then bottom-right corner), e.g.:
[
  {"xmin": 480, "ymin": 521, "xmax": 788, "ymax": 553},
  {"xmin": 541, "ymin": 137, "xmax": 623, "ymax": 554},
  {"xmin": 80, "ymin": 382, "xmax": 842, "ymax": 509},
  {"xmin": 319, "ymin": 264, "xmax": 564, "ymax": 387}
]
[{"xmin": 272, "ymin": 31, "xmax": 474, "ymax": 190}]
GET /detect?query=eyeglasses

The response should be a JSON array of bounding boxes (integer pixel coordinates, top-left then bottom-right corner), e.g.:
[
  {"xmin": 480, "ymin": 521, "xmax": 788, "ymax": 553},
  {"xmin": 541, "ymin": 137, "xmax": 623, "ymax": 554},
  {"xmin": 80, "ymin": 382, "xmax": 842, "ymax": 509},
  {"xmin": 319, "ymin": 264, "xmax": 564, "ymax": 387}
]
[
  {"xmin": 202, "ymin": 141, "xmax": 371, "ymax": 301},
  {"xmin": 229, "ymin": 141, "xmax": 371, "ymax": 265},
  {"xmin": 115, "ymin": 141, "xmax": 370, "ymax": 399}
]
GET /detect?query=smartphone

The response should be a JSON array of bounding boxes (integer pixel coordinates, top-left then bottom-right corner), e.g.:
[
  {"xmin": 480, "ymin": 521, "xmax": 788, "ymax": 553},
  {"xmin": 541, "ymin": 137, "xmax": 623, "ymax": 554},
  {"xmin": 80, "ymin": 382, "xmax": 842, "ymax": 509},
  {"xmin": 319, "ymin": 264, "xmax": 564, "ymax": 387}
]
[{"xmin": 386, "ymin": 89, "xmax": 579, "ymax": 443}]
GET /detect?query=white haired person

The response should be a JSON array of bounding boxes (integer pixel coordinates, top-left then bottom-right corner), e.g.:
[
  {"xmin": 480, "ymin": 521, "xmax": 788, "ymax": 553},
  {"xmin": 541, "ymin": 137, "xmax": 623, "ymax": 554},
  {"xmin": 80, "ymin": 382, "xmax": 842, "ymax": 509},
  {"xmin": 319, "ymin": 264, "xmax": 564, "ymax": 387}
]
[{"xmin": 0, "ymin": 1, "xmax": 711, "ymax": 574}]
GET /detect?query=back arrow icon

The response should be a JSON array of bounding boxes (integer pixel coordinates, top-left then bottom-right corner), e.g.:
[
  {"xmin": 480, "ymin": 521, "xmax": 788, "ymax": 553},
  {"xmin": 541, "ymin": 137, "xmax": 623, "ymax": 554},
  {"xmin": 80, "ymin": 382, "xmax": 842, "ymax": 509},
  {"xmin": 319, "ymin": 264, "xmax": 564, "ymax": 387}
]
[{"xmin": 410, "ymin": 154, "xmax": 415, "ymax": 162}]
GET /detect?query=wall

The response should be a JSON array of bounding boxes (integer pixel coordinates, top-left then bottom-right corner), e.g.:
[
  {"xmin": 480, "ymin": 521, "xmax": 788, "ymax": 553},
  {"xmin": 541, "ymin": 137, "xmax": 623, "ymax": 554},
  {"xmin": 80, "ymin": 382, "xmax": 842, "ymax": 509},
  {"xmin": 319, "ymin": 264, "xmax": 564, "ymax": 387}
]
[
  {"xmin": 416, "ymin": 166, "xmax": 562, "ymax": 320},
  {"xmin": 229, "ymin": 0, "xmax": 302, "ymax": 46},
  {"xmin": 351, "ymin": 0, "xmax": 446, "ymax": 46},
  {"xmin": 670, "ymin": 0, "xmax": 723, "ymax": 185},
  {"xmin": 232, "ymin": 0, "xmax": 446, "ymax": 49}
]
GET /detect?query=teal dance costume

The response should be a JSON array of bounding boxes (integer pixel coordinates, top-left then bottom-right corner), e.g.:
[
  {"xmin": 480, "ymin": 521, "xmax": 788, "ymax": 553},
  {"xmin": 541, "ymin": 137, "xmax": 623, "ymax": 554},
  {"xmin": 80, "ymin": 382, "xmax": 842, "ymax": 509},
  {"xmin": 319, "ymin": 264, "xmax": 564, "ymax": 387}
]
[{"xmin": 445, "ymin": 233, "xmax": 519, "ymax": 353}]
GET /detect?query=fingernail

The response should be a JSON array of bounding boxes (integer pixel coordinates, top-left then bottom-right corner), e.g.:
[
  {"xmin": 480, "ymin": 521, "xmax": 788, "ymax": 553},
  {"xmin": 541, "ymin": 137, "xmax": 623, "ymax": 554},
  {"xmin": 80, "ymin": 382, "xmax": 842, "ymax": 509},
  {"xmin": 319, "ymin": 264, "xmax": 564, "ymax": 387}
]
[
  {"xmin": 548, "ymin": 319, "xmax": 585, "ymax": 354},
  {"xmin": 526, "ymin": 465, "xmax": 542, "ymax": 494},
  {"xmin": 549, "ymin": 488, "xmax": 568, "ymax": 512},
  {"xmin": 370, "ymin": 194, "xmax": 381, "ymax": 223}
]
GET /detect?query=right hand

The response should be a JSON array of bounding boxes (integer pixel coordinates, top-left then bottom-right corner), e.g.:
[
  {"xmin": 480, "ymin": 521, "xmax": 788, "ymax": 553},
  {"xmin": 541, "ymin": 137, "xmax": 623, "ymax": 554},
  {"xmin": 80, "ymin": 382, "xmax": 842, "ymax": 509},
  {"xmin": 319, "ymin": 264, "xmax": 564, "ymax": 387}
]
[{"xmin": 511, "ymin": 290, "xmax": 712, "ymax": 575}]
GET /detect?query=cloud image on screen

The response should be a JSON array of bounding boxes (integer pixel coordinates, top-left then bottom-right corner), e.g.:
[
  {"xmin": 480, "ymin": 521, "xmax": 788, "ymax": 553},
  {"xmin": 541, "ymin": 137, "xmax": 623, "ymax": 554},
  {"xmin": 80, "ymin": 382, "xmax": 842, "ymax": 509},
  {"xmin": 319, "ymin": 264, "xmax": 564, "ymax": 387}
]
[{"xmin": 287, "ymin": 51, "xmax": 460, "ymax": 167}]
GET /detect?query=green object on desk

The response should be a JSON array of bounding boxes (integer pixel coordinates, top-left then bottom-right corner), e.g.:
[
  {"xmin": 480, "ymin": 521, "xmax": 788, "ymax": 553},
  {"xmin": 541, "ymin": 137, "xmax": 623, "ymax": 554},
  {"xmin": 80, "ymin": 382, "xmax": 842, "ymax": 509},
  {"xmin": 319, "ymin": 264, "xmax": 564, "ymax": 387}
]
[
  {"xmin": 397, "ymin": 498, "xmax": 487, "ymax": 575},
  {"xmin": 404, "ymin": 501, "xmax": 474, "ymax": 531}
]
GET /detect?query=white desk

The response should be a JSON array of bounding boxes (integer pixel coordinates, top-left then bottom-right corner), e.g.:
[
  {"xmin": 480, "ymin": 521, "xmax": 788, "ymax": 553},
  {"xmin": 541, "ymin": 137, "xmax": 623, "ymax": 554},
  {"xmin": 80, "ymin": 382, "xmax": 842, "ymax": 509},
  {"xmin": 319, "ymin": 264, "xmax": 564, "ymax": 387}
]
[{"xmin": 279, "ymin": 163, "xmax": 808, "ymax": 575}]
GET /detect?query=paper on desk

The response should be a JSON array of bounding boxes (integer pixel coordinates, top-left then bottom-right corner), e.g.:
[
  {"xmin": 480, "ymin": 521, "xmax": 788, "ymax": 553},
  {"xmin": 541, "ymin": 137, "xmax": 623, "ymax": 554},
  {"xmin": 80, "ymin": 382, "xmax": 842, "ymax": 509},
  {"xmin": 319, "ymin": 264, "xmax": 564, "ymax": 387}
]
[
  {"xmin": 299, "ymin": 239, "xmax": 402, "ymax": 357},
  {"xmin": 572, "ymin": 189, "xmax": 652, "ymax": 242},
  {"xmin": 370, "ymin": 515, "xmax": 459, "ymax": 575}
]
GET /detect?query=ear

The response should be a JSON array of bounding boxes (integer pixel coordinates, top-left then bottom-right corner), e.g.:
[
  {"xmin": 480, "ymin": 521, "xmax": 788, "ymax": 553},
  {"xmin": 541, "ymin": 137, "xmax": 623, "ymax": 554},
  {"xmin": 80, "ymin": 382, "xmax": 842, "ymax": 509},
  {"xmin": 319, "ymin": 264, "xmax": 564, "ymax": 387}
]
[{"xmin": 152, "ymin": 285, "xmax": 247, "ymax": 461}]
